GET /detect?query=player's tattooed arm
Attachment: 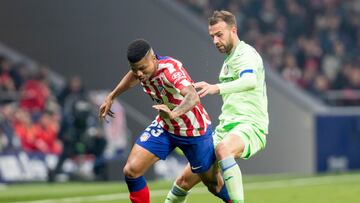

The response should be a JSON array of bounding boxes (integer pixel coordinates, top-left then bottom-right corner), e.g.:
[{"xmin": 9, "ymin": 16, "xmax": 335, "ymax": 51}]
[
  {"xmin": 153, "ymin": 85, "xmax": 199, "ymax": 119},
  {"xmin": 173, "ymin": 85, "xmax": 200, "ymax": 117}
]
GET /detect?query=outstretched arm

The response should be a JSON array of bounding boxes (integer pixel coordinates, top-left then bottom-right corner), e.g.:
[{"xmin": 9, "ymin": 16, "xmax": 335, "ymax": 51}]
[
  {"xmin": 99, "ymin": 71, "xmax": 139, "ymax": 120},
  {"xmin": 216, "ymin": 72, "xmax": 256, "ymax": 94},
  {"xmin": 153, "ymin": 85, "xmax": 199, "ymax": 120},
  {"xmin": 195, "ymin": 73, "xmax": 256, "ymax": 97}
]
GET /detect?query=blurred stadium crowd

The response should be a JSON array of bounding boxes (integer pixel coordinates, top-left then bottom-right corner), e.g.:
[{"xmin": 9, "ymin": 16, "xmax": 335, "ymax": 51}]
[
  {"xmin": 0, "ymin": 55, "xmax": 118, "ymax": 181},
  {"xmin": 179, "ymin": 0, "xmax": 360, "ymax": 106}
]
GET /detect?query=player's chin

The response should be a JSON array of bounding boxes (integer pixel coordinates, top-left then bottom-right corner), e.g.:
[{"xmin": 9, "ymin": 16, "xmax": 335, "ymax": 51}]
[{"xmin": 217, "ymin": 47, "xmax": 226, "ymax": 53}]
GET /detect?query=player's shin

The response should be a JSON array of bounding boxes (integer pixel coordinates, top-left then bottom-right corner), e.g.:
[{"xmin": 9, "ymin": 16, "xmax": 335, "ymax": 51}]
[
  {"xmin": 125, "ymin": 176, "xmax": 150, "ymax": 203},
  {"xmin": 219, "ymin": 157, "xmax": 244, "ymax": 203},
  {"xmin": 164, "ymin": 183, "xmax": 189, "ymax": 203}
]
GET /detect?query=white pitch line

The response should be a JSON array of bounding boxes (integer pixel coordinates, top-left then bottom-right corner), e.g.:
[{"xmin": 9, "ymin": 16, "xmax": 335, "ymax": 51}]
[
  {"xmin": 245, "ymin": 174, "xmax": 360, "ymax": 189},
  {"xmin": 8, "ymin": 189, "xmax": 183, "ymax": 203},
  {"xmin": 9, "ymin": 174, "xmax": 360, "ymax": 203}
]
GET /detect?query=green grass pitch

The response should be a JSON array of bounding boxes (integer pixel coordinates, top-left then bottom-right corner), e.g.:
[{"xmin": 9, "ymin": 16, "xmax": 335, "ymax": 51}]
[{"xmin": 1, "ymin": 172, "xmax": 360, "ymax": 203}]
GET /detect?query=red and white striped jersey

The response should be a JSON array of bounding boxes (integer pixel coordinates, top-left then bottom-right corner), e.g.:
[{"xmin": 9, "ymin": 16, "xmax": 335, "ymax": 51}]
[{"xmin": 141, "ymin": 55, "xmax": 211, "ymax": 137}]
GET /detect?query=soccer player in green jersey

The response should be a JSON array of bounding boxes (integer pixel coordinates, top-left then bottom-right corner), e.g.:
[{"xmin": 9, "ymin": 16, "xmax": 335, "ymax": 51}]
[{"xmin": 165, "ymin": 10, "xmax": 269, "ymax": 203}]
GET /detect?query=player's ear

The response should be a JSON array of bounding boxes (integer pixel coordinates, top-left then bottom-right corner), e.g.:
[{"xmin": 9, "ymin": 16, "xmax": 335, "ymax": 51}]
[
  {"xmin": 231, "ymin": 25, "xmax": 237, "ymax": 34},
  {"xmin": 149, "ymin": 49, "xmax": 156, "ymax": 60}
]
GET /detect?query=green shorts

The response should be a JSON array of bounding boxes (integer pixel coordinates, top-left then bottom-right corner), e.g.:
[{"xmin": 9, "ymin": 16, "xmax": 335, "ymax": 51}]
[{"xmin": 214, "ymin": 122, "xmax": 267, "ymax": 160}]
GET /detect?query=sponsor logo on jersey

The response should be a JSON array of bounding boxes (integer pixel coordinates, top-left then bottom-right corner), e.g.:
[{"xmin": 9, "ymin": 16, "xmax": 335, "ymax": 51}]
[
  {"xmin": 172, "ymin": 72, "xmax": 186, "ymax": 84},
  {"xmin": 172, "ymin": 72, "xmax": 184, "ymax": 80}
]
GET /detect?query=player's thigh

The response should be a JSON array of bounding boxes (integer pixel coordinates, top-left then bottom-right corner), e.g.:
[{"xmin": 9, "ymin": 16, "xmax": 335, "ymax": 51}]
[
  {"xmin": 215, "ymin": 133, "xmax": 246, "ymax": 159},
  {"xmin": 124, "ymin": 120, "xmax": 172, "ymax": 178},
  {"xmin": 175, "ymin": 163, "xmax": 201, "ymax": 191},
  {"xmin": 136, "ymin": 120, "xmax": 174, "ymax": 160},
  {"xmin": 123, "ymin": 144, "xmax": 160, "ymax": 178},
  {"xmin": 214, "ymin": 123, "xmax": 266, "ymax": 159},
  {"xmin": 176, "ymin": 126, "xmax": 216, "ymax": 174},
  {"xmin": 229, "ymin": 124, "xmax": 267, "ymax": 160}
]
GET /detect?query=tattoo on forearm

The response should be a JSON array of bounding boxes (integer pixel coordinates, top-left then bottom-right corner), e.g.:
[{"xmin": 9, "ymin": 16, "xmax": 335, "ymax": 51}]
[{"xmin": 173, "ymin": 92, "xmax": 197, "ymax": 117}]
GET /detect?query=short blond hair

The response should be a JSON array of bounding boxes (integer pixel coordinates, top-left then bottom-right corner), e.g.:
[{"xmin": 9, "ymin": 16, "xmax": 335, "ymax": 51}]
[{"xmin": 208, "ymin": 10, "xmax": 236, "ymax": 27}]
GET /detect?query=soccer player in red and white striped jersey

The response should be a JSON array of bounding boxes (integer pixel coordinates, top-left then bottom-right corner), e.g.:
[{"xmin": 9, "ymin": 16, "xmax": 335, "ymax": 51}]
[
  {"xmin": 99, "ymin": 39, "xmax": 228, "ymax": 203},
  {"xmin": 141, "ymin": 54, "xmax": 211, "ymax": 137}
]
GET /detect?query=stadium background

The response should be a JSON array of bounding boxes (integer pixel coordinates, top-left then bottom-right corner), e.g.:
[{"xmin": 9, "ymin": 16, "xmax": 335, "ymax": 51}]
[{"xmin": 0, "ymin": 0, "xmax": 359, "ymax": 202}]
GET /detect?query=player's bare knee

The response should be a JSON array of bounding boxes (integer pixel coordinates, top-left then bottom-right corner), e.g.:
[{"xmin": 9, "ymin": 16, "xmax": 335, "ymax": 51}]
[
  {"xmin": 175, "ymin": 175, "xmax": 191, "ymax": 191},
  {"xmin": 215, "ymin": 142, "xmax": 231, "ymax": 160},
  {"xmin": 123, "ymin": 163, "xmax": 141, "ymax": 178}
]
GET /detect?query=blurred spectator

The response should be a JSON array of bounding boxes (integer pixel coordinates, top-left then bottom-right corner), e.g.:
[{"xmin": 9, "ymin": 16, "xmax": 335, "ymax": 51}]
[
  {"xmin": 298, "ymin": 65, "xmax": 318, "ymax": 90},
  {"xmin": 322, "ymin": 40, "xmax": 344, "ymax": 82},
  {"xmin": 10, "ymin": 62, "xmax": 30, "ymax": 90},
  {"xmin": 12, "ymin": 109, "xmax": 61, "ymax": 154},
  {"xmin": 281, "ymin": 53, "xmax": 302, "ymax": 85},
  {"xmin": 19, "ymin": 70, "xmax": 50, "ymax": 117},
  {"xmin": 259, "ymin": 0, "xmax": 278, "ymax": 33},
  {"xmin": 310, "ymin": 74, "xmax": 331, "ymax": 100},
  {"xmin": 0, "ymin": 104, "xmax": 19, "ymax": 151},
  {"xmin": 50, "ymin": 77, "xmax": 107, "ymax": 181},
  {"xmin": 0, "ymin": 56, "xmax": 17, "ymax": 103},
  {"xmin": 58, "ymin": 76, "xmax": 86, "ymax": 108},
  {"xmin": 13, "ymin": 109, "xmax": 43, "ymax": 153},
  {"xmin": 346, "ymin": 66, "xmax": 360, "ymax": 90},
  {"xmin": 38, "ymin": 65, "xmax": 63, "ymax": 96},
  {"xmin": 85, "ymin": 126, "xmax": 107, "ymax": 180},
  {"xmin": 332, "ymin": 60, "xmax": 353, "ymax": 90},
  {"xmin": 33, "ymin": 112, "xmax": 62, "ymax": 154}
]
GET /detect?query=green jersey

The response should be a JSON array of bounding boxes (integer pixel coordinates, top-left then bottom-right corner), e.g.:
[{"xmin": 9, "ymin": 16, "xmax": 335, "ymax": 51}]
[{"xmin": 218, "ymin": 40, "xmax": 269, "ymax": 133}]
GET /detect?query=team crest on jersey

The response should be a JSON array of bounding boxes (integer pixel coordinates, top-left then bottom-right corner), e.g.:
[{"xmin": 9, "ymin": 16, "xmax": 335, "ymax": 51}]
[
  {"xmin": 153, "ymin": 97, "xmax": 163, "ymax": 104},
  {"xmin": 140, "ymin": 132, "xmax": 151, "ymax": 142},
  {"xmin": 157, "ymin": 85, "xmax": 167, "ymax": 95},
  {"xmin": 223, "ymin": 64, "xmax": 229, "ymax": 75}
]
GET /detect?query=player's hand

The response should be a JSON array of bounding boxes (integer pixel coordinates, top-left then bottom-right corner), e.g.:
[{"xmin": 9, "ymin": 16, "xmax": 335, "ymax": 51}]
[
  {"xmin": 194, "ymin": 81, "xmax": 220, "ymax": 98},
  {"xmin": 152, "ymin": 104, "xmax": 175, "ymax": 120},
  {"xmin": 98, "ymin": 97, "xmax": 115, "ymax": 122}
]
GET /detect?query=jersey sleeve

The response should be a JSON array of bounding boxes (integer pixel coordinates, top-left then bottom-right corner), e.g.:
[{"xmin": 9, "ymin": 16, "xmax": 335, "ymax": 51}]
[
  {"xmin": 230, "ymin": 48, "xmax": 259, "ymax": 79},
  {"xmin": 163, "ymin": 63, "xmax": 192, "ymax": 91},
  {"xmin": 217, "ymin": 48, "xmax": 260, "ymax": 94}
]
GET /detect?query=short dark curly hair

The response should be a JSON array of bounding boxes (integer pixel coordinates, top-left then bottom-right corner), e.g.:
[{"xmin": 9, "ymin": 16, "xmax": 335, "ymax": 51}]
[{"xmin": 127, "ymin": 39, "xmax": 151, "ymax": 63}]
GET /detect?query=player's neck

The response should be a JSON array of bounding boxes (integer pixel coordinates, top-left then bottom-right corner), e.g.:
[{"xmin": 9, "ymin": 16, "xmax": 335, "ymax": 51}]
[
  {"xmin": 226, "ymin": 38, "xmax": 240, "ymax": 55},
  {"xmin": 153, "ymin": 60, "xmax": 159, "ymax": 75}
]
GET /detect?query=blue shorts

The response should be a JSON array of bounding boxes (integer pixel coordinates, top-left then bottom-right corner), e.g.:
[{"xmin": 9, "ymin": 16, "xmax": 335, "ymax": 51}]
[{"xmin": 135, "ymin": 120, "xmax": 215, "ymax": 173}]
